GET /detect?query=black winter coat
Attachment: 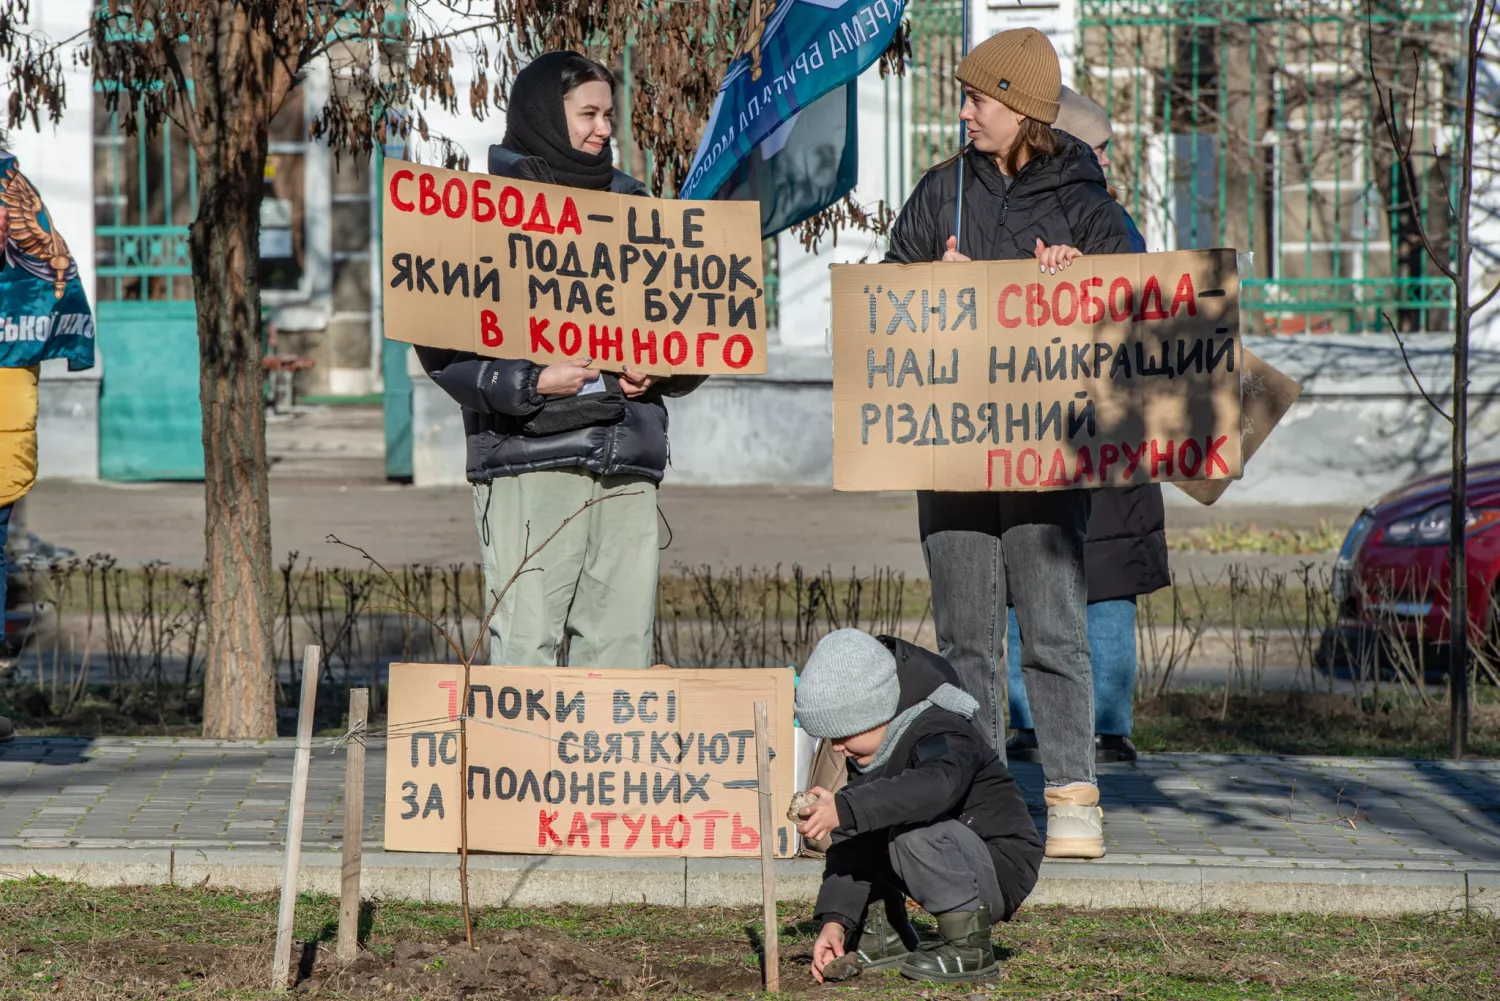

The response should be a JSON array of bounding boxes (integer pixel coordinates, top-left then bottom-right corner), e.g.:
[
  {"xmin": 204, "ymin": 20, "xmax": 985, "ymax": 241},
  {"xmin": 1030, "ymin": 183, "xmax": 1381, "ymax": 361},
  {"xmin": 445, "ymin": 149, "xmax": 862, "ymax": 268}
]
[
  {"xmin": 1085, "ymin": 487, "xmax": 1170, "ymax": 602},
  {"xmin": 413, "ymin": 146, "xmax": 706, "ymax": 484},
  {"xmin": 813, "ymin": 643, "xmax": 1043, "ymax": 928},
  {"xmin": 884, "ymin": 136, "xmax": 1169, "ymax": 603},
  {"xmin": 883, "ymin": 134, "xmax": 1132, "ymax": 265}
]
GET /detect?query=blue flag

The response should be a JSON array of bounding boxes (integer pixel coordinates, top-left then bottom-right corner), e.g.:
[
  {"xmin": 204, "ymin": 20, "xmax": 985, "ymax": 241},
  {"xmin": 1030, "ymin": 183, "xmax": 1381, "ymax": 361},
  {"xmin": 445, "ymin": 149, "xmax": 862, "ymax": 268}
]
[
  {"xmin": 681, "ymin": 0, "xmax": 907, "ymax": 237},
  {"xmin": 0, "ymin": 152, "xmax": 94, "ymax": 372}
]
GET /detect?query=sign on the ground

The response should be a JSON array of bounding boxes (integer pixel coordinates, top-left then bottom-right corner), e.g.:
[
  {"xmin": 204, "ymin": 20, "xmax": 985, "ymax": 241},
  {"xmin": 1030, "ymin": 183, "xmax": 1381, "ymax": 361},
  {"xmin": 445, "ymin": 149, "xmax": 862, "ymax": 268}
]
[
  {"xmin": 381, "ymin": 160, "xmax": 767, "ymax": 376},
  {"xmin": 383, "ymin": 665, "xmax": 797, "ymax": 857},
  {"xmin": 830, "ymin": 250, "xmax": 1244, "ymax": 491}
]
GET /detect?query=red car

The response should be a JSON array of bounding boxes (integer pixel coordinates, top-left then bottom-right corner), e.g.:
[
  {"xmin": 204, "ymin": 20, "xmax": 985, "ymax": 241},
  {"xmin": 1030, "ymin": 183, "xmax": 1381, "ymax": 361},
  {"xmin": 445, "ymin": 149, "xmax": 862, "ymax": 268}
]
[{"xmin": 1335, "ymin": 460, "xmax": 1500, "ymax": 646}]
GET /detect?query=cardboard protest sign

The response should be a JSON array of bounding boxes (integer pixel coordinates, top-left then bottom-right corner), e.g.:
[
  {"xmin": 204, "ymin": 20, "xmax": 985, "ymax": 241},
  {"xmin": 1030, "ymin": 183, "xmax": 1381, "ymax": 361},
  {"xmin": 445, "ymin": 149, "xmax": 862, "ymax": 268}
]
[
  {"xmin": 382, "ymin": 160, "xmax": 767, "ymax": 376},
  {"xmin": 831, "ymin": 250, "xmax": 1244, "ymax": 492},
  {"xmin": 384, "ymin": 665, "xmax": 797, "ymax": 857},
  {"xmin": 1174, "ymin": 348, "xmax": 1302, "ymax": 506}
]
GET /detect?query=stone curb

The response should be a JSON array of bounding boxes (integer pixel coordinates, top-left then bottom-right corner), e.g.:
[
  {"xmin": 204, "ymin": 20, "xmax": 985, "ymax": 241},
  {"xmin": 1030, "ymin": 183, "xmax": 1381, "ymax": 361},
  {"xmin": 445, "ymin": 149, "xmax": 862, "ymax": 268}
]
[{"xmin": 0, "ymin": 849, "xmax": 1493, "ymax": 917}]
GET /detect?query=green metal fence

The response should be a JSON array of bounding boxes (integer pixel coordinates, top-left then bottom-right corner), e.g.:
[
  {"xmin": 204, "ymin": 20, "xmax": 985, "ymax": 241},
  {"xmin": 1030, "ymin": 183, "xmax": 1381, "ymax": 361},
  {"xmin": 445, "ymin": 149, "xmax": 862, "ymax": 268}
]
[
  {"xmin": 889, "ymin": 0, "xmax": 966, "ymax": 204},
  {"xmin": 1078, "ymin": 0, "xmax": 1465, "ymax": 334}
]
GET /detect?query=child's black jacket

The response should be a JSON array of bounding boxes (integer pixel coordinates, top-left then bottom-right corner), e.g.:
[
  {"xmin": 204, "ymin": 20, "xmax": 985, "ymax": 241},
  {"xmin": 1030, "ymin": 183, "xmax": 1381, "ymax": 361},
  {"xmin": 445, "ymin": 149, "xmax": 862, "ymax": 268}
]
[{"xmin": 813, "ymin": 638, "xmax": 1043, "ymax": 928}]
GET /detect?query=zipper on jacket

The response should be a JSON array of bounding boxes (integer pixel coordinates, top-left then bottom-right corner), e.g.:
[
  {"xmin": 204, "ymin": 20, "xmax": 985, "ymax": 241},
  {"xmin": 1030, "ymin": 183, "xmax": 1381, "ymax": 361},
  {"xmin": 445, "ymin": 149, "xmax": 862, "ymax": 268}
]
[{"xmin": 993, "ymin": 154, "xmax": 1047, "ymax": 231}]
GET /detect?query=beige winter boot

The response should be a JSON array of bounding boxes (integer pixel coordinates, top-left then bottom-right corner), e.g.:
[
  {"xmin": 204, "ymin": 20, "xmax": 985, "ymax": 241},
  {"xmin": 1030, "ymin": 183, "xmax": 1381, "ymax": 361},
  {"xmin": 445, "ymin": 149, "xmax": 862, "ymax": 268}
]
[{"xmin": 1044, "ymin": 782, "xmax": 1105, "ymax": 858}]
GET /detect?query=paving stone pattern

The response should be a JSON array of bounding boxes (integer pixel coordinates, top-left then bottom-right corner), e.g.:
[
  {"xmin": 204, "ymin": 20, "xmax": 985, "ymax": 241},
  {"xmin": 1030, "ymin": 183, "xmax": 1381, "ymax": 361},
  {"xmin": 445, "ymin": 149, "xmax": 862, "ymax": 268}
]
[{"xmin": 1, "ymin": 738, "xmax": 1496, "ymax": 872}]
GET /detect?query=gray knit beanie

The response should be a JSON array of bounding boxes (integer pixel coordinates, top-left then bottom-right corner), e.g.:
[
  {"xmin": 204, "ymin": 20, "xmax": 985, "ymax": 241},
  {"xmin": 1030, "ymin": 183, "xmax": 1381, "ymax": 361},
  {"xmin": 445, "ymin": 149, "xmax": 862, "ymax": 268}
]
[{"xmin": 795, "ymin": 629, "xmax": 900, "ymax": 739}]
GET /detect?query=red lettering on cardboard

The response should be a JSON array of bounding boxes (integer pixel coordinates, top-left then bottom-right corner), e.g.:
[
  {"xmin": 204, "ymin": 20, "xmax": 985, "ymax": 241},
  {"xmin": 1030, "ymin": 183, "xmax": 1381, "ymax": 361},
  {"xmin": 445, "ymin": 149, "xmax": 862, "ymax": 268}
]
[
  {"xmin": 1135, "ymin": 274, "xmax": 1168, "ymax": 320},
  {"xmin": 724, "ymin": 334, "xmax": 753, "ymax": 370},
  {"xmin": 1042, "ymin": 449, "xmax": 1071, "ymax": 486},
  {"xmin": 693, "ymin": 810, "xmax": 730, "ymax": 850},
  {"xmin": 1016, "ymin": 448, "xmax": 1042, "ymax": 486},
  {"xmin": 1205, "ymin": 435, "xmax": 1230, "ymax": 475},
  {"xmin": 997, "ymin": 284, "xmax": 1024, "ymax": 328},
  {"xmin": 523, "ymin": 192, "xmax": 555, "ymax": 234},
  {"xmin": 1177, "ymin": 437, "xmax": 1203, "ymax": 478},
  {"xmin": 442, "ymin": 177, "xmax": 468, "ymax": 219},
  {"xmin": 1108, "ymin": 277, "xmax": 1134, "ymax": 322},
  {"xmin": 1072, "ymin": 445, "xmax": 1095, "ymax": 485},
  {"xmin": 591, "ymin": 812, "xmax": 618, "ymax": 849},
  {"xmin": 730, "ymin": 813, "xmax": 760, "ymax": 852},
  {"xmin": 499, "ymin": 186, "xmax": 525, "ymax": 226},
  {"xmin": 418, "ymin": 172, "xmax": 441, "ymax": 216},
  {"xmin": 1149, "ymin": 439, "xmax": 1175, "ymax": 479},
  {"xmin": 1051, "ymin": 281, "xmax": 1079, "ymax": 325},
  {"xmin": 632, "ymin": 328, "xmax": 658, "ymax": 366},
  {"xmin": 621, "ymin": 813, "xmax": 649, "ymax": 850},
  {"xmin": 559, "ymin": 321, "xmax": 582, "ymax": 356},
  {"xmin": 1025, "ymin": 283, "xmax": 1051, "ymax": 327},
  {"xmin": 538, "ymin": 810, "xmax": 562, "ymax": 847},
  {"xmin": 480, "ymin": 310, "xmax": 503, "ymax": 347},
  {"xmin": 556, "ymin": 197, "xmax": 583, "ymax": 235},
  {"xmin": 389, "ymin": 169, "xmax": 415, "ymax": 212},
  {"xmin": 1080, "ymin": 277, "xmax": 1105, "ymax": 323},
  {"xmin": 1099, "ymin": 443, "xmax": 1120, "ymax": 481},
  {"xmin": 986, "ymin": 448, "xmax": 1012, "ymax": 489},
  {"xmin": 566, "ymin": 810, "xmax": 591, "ymax": 848},
  {"xmin": 472, "ymin": 179, "xmax": 495, "ymax": 222},
  {"xmin": 1171, "ymin": 273, "xmax": 1198, "ymax": 316},
  {"xmin": 529, "ymin": 316, "xmax": 555, "ymax": 353}
]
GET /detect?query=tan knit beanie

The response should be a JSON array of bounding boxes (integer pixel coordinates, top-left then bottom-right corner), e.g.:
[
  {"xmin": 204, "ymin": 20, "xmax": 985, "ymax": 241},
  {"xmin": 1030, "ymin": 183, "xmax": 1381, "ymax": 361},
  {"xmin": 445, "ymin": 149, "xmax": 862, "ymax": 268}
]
[
  {"xmin": 1055, "ymin": 86, "xmax": 1112, "ymax": 148},
  {"xmin": 955, "ymin": 28, "xmax": 1061, "ymax": 124}
]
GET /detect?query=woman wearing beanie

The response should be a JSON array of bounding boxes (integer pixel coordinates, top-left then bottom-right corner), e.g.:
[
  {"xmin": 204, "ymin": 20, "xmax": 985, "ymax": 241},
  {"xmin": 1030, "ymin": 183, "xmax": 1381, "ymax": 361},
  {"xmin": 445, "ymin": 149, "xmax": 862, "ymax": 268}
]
[
  {"xmin": 1004, "ymin": 86, "xmax": 1169, "ymax": 766},
  {"xmin": 883, "ymin": 28, "xmax": 1132, "ymax": 860},
  {"xmin": 415, "ymin": 52, "xmax": 704, "ymax": 669}
]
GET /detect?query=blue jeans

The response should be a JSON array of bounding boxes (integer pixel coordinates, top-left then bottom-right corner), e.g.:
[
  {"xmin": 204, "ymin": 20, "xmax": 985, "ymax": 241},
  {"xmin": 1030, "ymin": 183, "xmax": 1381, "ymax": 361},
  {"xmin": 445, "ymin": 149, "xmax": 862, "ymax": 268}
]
[
  {"xmin": 1008, "ymin": 598, "xmax": 1136, "ymax": 737},
  {"xmin": 919, "ymin": 489, "xmax": 1096, "ymax": 789},
  {"xmin": 0, "ymin": 503, "xmax": 10, "ymax": 616}
]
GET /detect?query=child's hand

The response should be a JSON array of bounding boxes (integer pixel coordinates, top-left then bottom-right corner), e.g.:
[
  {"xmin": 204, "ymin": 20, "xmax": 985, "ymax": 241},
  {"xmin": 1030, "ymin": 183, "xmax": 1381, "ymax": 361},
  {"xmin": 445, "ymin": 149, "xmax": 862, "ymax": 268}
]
[
  {"xmin": 795, "ymin": 786, "xmax": 841, "ymax": 842},
  {"xmin": 811, "ymin": 921, "xmax": 846, "ymax": 983}
]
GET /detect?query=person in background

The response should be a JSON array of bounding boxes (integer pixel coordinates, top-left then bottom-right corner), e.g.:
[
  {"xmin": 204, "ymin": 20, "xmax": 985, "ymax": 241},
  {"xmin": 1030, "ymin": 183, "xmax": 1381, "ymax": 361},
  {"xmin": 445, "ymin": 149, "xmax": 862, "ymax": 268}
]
[
  {"xmin": 883, "ymin": 28, "xmax": 1133, "ymax": 859},
  {"xmin": 1004, "ymin": 86, "xmax": 1169, "ymax": 765},
  {"xmin": 0, "ymin": 148, "xmax": 98, "ymax": 741},
  {"xmin": 416, "ymin": 51, "xmax": 703, "ymax": 670}
]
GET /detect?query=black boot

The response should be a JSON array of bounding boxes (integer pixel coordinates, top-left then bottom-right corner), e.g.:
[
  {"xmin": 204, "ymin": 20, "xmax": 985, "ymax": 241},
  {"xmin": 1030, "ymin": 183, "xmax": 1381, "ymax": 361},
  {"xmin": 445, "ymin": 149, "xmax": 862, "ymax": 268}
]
[
  {"xmin": 821, "ymin": 895, "xmax": 920, "ymax": 981},
  {"xmin": 1095, "ymin": 734, "xmax": 1137, "ymax": 763},
  {"xmin": 1004, "ymin": 729, "xmax": 1040, "ymax": 763},
  {"xmin": 899, "ymin": 903, "xmax": 997, "ymax": 983}
]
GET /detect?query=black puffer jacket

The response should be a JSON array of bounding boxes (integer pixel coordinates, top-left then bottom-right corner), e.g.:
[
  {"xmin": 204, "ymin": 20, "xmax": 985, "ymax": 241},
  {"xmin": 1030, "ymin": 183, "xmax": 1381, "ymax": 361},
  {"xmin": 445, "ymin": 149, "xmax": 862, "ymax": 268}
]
[
  {"xmin": 883, "ymin": 133, "xmax": 1131, "ymax": 265},
  {"xmin": 413, "ymin": 146, "xmax": 706, "ymax": 484},
  {"xmin": 885, "ymin": 136, "xmax": 1168, "ymax": 602},
  {"xmin": 812, "ymin": 645, "xmax": 1043, "ymax": 928},
  {"xmin": 1086, "ymin": 487, "xmax": 1170, "ymax": 602}
]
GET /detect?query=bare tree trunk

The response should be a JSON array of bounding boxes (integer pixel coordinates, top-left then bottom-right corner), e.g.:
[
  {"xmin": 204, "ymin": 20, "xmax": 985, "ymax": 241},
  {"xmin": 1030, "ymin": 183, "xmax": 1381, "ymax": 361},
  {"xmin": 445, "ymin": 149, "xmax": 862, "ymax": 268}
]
[
  {"xmin": 191, "ymin": 8, "xmax": 277, "ymax": 740},
  {"xmin": 1448, "ymin": 0, "xmax": 1484, "ymax": 760}
]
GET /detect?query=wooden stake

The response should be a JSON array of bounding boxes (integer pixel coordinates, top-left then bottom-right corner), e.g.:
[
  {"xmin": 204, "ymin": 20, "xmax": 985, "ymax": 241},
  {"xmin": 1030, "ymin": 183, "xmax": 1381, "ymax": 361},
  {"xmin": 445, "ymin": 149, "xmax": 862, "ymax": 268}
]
[
  {"xmin": 273, "ymin": 645, "xmax": 321, "ymax": 991},
  {"xmin": 754, "ymin": 700, "xmax": 779, "ymax": 992},
  {"xmin": 337, "ymin": 687, "xmax": 369, "ymax": 963}
]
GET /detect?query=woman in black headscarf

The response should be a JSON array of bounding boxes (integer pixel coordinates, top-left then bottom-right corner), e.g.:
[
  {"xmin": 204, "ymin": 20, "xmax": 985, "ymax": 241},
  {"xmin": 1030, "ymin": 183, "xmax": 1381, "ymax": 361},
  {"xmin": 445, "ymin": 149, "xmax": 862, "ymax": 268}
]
[{"xmin": 415, "ymin": 51, "xmax": 704, "ymax": 670}]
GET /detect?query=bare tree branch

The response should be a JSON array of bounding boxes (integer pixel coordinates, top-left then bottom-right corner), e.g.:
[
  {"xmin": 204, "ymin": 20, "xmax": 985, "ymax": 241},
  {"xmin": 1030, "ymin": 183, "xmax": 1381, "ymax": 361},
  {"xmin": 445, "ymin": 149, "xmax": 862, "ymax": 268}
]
[{"xmin": 1382, "ymin": 312, "xmax": 1453, "ymax": 423}]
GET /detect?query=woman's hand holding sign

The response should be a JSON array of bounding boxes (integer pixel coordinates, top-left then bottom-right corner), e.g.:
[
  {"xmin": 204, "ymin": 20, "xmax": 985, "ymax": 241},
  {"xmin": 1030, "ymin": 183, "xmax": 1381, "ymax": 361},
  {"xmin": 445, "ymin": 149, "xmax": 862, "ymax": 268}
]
[
  {"xmin": 1035, "ymin": 237, "xmax": 1082, "ymax": 274},
  {"xmin": 537, "ymin": 357, "xmax": 596, "ymax": 396},
  {"xmin": 620, "ymin": 366, "xmax": 658, "ymax": 399}
]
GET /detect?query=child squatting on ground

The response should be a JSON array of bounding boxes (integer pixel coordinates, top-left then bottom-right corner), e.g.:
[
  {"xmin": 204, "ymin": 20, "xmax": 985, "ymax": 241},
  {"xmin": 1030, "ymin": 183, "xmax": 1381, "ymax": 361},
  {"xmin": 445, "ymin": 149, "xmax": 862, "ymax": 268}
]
[{"xmin": 792, "ymin": 629, "xmax": 1044, "ymax": 984}]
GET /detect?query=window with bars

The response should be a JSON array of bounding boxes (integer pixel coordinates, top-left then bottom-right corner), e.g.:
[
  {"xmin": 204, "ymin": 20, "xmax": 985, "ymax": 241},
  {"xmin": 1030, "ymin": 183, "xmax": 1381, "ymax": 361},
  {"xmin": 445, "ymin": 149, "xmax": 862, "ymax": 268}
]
[{"xmin": 1079, "ymin": 0, "xmax": 1464, "ymax": 334}]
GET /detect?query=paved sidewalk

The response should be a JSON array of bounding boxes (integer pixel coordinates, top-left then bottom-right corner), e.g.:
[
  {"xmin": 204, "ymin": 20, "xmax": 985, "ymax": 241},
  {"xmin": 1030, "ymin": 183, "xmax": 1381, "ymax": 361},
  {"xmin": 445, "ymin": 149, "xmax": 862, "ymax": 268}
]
[
  {"xmin": 23, "ymin": 480, "xmax": 1351, "ymax": 580},
  {"xmin": 1, "ymin": 738, "xmax": 1495, "ymax": 914}
]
